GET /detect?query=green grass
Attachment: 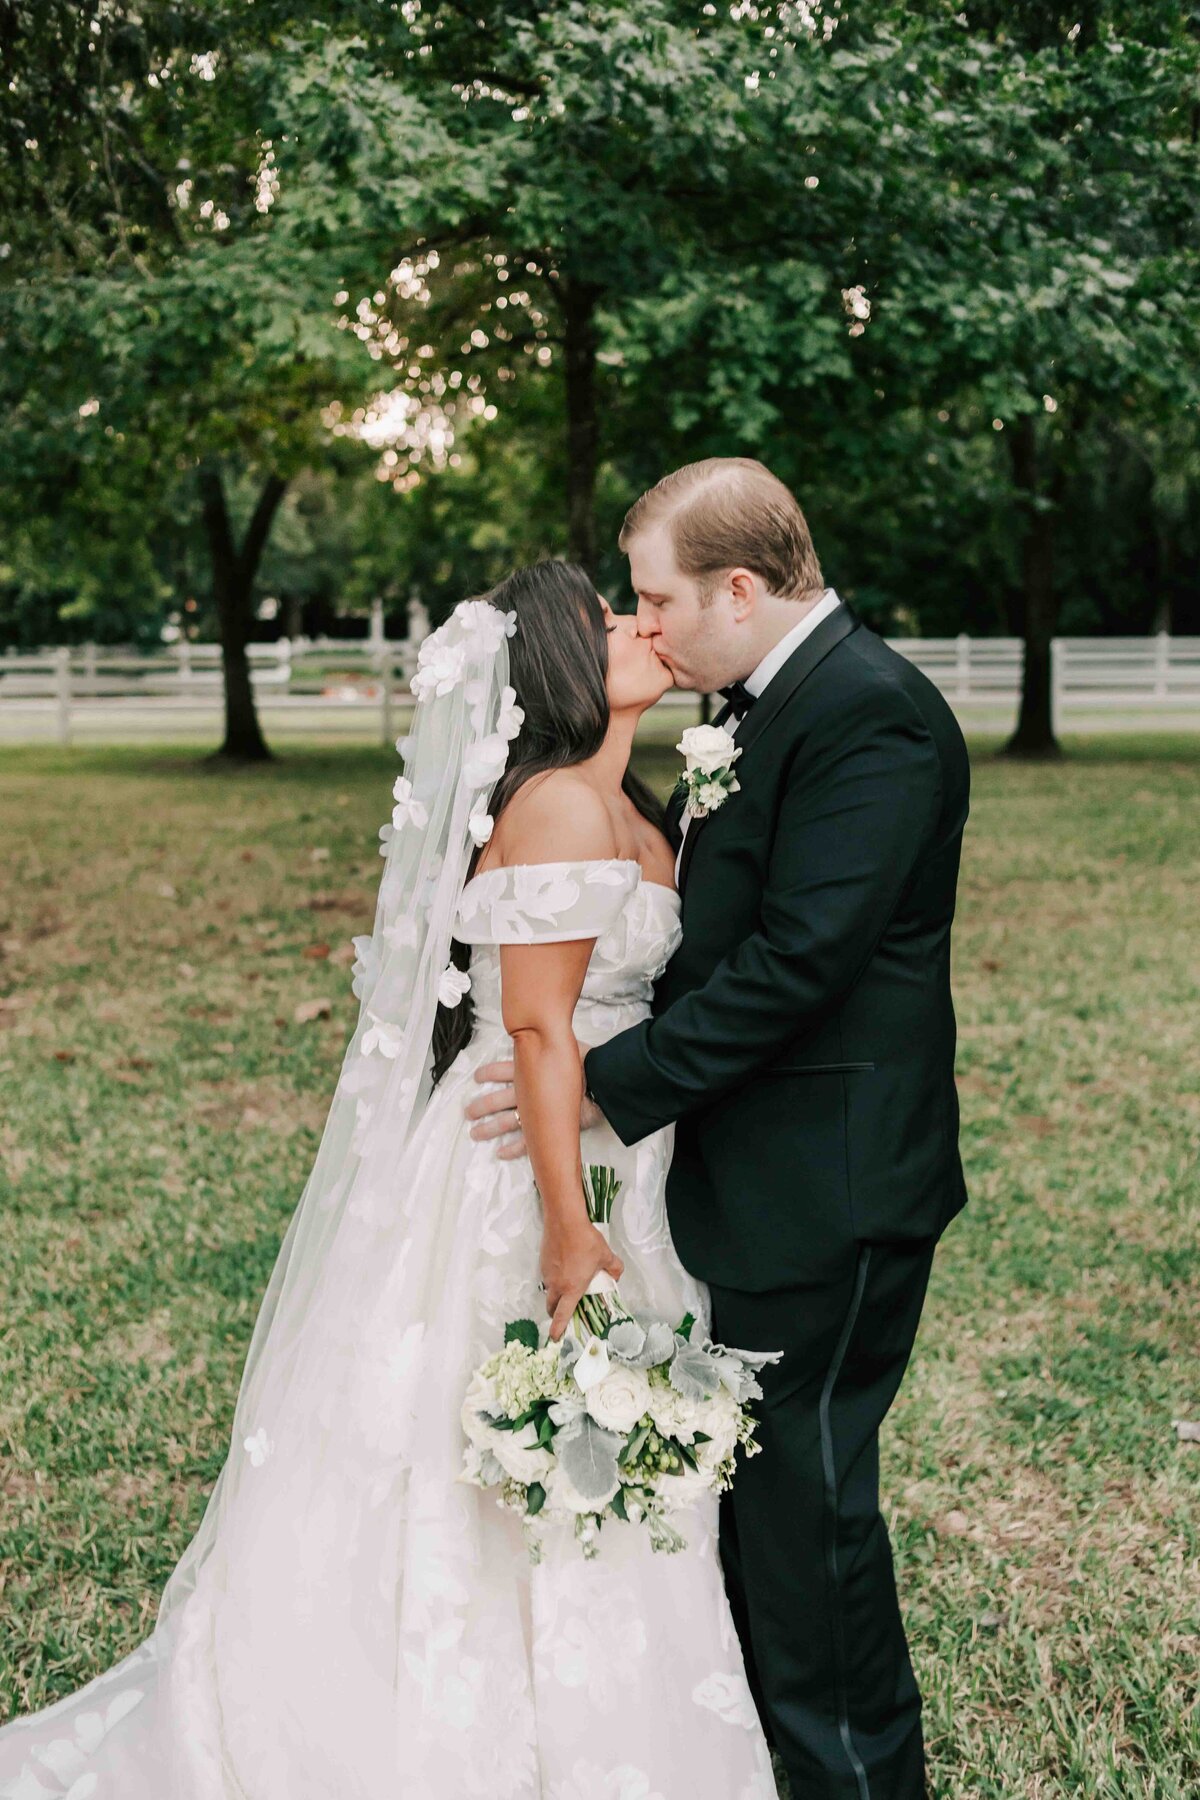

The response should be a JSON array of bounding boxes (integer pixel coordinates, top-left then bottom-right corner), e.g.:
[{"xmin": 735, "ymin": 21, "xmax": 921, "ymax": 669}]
[{"xmin": 1, "ymin": 734, "xmax": 1197, "ymax": 1796}]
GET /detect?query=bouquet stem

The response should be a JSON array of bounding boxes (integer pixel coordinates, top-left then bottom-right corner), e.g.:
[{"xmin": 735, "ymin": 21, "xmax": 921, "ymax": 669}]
[{"xmin": 571, "ymin": 1164, "xmax": 635, "ymax": 1339}]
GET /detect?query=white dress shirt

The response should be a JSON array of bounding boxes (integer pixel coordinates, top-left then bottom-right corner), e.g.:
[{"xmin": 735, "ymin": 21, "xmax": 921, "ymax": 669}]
[{"xmin": 675, "ymin": 587, "xmax": 843, "ymax": 881}]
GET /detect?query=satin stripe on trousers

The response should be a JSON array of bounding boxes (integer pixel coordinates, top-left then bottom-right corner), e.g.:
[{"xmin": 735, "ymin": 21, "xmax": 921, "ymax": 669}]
[{"xmin": 708, "ymin": 1235, "xmax": 937, "ymax": 1800}]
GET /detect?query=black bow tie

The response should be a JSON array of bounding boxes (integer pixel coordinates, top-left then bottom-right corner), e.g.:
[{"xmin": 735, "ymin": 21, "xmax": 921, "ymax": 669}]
[{"xmin": 718, "ymin": 679, "xmax": 756, "ymax": 720}]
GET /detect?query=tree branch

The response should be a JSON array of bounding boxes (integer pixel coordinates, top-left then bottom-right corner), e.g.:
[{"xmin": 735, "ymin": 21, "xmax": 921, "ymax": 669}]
[{"xmin": 237, "ymin": 473, "xmax": 289, "ymax": 587}]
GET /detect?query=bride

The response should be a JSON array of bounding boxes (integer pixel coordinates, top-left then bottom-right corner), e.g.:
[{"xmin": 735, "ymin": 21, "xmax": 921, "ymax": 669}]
[{"xmin": 0, "ymin": 561, "xmax": 778, "ymax": 1800}]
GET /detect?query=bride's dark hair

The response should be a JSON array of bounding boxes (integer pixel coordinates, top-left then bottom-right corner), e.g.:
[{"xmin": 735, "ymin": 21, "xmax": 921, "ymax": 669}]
[{"xmin": 430, "ymin": 558, "xmax": 663, "ymax": 1085}]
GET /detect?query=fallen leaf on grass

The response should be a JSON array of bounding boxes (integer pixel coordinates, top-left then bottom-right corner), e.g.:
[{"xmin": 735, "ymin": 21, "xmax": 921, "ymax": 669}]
[
  {"xmin": 302, "ymin": 943, "xmax": 331, "ymax": 961},
  {"xmin": 294, "ymin": 998, "xmax": 333, "ymax": 1024},
  {"xmin": 940, "ymin": 1509, "xmax": 970, "ymax": 1537},
  {"xmin": 309, "ymin": 847, "xmax": 331, "ymax": 863},
  {"xmin": 956, "ymin": 1074, "xmax": 1005, "ymax": 1099},
  {"xmin": 53, "ymin": 1049, "xmax": 76, "ymax": 1063},
  {"xmin": 1171, "ymin": 1420, "xmax": 1200, "ymax": 1444},
  {"xmin": 308, "ymin": 891, "xmax": 363, "ymax": 914}
]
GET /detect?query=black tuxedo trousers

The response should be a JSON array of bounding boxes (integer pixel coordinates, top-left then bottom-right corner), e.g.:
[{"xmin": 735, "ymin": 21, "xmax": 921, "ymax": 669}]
[{"xmin": 709, "ymin": 1237, "xmax": 935, "ymax": 1799}]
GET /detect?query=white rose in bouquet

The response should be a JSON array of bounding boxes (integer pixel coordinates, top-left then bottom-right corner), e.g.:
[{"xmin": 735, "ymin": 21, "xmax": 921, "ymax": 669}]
[
  {"xmin": 459, "ymin": 1366, "xmax": 501, "ymax": 1450},
  {"xmin": 584, "ymin": 1364, "xmax": 653, "ymax": 1435}
]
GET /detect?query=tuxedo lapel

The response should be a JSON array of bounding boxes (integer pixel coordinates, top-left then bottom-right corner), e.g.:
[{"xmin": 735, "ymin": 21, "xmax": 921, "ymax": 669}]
[
  {"xmin": 730, "ymin": 602, "xmax": 859, "ymax": 763},
  {"xmin": 664, "ymin": 782, "xmax": 686, "ymax": 853},
  {"xmin": 677, "ymin": 604, "xmax": 861, "ymax": 894}
]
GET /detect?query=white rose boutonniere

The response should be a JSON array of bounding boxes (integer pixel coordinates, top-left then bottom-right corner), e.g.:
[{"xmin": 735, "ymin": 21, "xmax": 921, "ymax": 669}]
[{"xmin": 676, "ymin": 723, "xmax": 743, "ymax": 820}]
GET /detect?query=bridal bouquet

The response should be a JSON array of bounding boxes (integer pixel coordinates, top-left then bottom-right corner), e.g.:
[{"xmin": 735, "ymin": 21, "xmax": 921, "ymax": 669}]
[{"xmin": 459, "ymin": 1165, "xmax": 783, "ymax": 1560}]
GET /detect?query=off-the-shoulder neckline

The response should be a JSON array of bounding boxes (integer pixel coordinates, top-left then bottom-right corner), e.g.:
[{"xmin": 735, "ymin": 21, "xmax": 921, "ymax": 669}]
[{"xmin": 463, "ymin": 856, "xmax": 678, "ymax": 897}]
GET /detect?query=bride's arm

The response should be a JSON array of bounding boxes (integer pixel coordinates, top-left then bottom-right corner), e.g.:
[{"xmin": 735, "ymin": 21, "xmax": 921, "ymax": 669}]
[
  {"xmin": 490, "ymin": 774, "xmax": 625, "ymax": 1341},
  {"xmin": 501, "ymin": 937, "xmax": 623, "ymax": 1341}
]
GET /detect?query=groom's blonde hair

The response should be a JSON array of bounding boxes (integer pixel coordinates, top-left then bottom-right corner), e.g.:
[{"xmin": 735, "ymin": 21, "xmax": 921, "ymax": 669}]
[{"xmin": 619, "ymin": 457, "xmax": 824, "ymax": 604}]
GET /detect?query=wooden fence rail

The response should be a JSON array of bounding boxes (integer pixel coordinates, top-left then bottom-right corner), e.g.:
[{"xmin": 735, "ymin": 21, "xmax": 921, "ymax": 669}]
[{"xmin": 2, "ymin": 633, "xmax": 1198, "ymax": 745}]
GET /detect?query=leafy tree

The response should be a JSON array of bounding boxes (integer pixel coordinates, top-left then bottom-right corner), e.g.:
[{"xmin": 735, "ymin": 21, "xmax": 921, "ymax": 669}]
[
  {"xmin": 0, "ymin": 3, "xmax": 378, "ymax": 757},
  {"xmin": 848, "ymin": 4, "xmax": 1200, "ymax": 753},
  {"xmin": 3, "ymin": 0, "xmax": 1196, "ymax": 772},
  {"xmin": 258, "ymin": 1, "xmax": 825, "ymax": 576}
]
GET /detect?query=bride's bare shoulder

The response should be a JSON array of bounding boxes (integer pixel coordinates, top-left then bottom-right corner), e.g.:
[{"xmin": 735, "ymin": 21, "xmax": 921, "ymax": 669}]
[{"xmin": 486, "ymin": 770, "xmax": 619, "ymax": 868}]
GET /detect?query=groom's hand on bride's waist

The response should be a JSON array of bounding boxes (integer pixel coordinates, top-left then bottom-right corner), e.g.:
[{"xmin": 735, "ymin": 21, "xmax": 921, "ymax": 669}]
[{"xmin": 465, "ymin": 1055, "xmax": 605, "ymax": 1159}]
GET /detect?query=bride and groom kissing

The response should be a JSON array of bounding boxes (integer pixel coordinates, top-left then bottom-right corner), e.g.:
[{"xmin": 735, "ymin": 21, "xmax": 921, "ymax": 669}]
[
  {"xmin": 464, "ymin": 455, "xmax": 971, "ymax": 1798},
  {"xmin": 0, "ymin": 456, "xmax": 970, "ymax": 1800}
]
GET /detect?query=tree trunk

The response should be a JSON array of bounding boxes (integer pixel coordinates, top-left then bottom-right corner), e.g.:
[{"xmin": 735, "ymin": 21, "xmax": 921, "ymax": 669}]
[
  {"xmin": 1002, "ymin": 415, "xmax": 1063, "ymax": 760},
  {"xmin": 562, "ymin": 277, "xmax": 601, "ymax": 575},
  {"xmin": 283, "ymin": 590, "xmax": 304, "ymax": 642},
  {"xmin": 198, "ymin": 464, "xmax": 288, "ymax": 761}
]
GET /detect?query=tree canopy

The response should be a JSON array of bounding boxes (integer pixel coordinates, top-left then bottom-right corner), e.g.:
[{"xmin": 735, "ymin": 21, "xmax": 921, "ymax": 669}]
[{"xmin": 1, "ymin": 0, "xmax": 1197, "ymax": 757}]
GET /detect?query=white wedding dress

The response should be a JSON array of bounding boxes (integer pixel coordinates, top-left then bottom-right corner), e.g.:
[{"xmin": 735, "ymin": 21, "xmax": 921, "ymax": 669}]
[{"xmin": 0, "ymin": 856, "xmax": 778, "ymax": 1800}]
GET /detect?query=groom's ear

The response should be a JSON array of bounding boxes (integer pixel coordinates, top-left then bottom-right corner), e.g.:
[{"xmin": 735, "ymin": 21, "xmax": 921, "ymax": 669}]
[{"xmin": 728, "ymin": 567, "xmax": 758, "ymax": 620}]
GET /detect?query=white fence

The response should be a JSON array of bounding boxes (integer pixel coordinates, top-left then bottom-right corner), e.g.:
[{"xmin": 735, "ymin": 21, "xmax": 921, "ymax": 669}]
[{"xmin": 1, "ymin": 633, "xmax": 1198, "ymax": 745}]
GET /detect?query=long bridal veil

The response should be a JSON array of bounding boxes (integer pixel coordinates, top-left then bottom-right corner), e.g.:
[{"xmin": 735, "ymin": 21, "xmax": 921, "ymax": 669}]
[{"xmin": 0, "ymin": 599, "xmax": 525, "ymax": 1798}]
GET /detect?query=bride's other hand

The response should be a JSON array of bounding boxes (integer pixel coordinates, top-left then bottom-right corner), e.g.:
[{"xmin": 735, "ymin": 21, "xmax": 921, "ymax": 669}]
[
  {"xmin": 542, "ymin": 1219, "xmax": 624, "ymax": 1342},
  {"xmin": 465, "ymin": 1054, "xmax": 603, "ymax": 1158}
]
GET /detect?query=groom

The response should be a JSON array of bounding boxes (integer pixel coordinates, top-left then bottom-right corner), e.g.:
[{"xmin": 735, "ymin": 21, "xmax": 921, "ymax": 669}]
[{"xmin": 469, "ymin": 457, "xmax": 970, "ymax": 1799}]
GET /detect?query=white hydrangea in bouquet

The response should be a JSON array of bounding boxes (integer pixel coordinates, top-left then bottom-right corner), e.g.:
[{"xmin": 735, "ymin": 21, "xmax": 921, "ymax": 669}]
[{"xmin": 459, "ymin": 1165, "xmax": 784, "ymax": 1560}]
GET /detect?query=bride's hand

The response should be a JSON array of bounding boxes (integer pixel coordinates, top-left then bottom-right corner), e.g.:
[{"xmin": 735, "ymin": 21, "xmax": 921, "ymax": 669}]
[
  {"xmin": 465, "ymin": 1051, "xmax": 604, "ymax": 1159},
  {"xmin": 541, "ymin": 1219, "xmax": 624, "ymax": 1342}
]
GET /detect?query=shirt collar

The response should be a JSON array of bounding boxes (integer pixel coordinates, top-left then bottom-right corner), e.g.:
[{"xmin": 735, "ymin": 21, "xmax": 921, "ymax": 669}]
[{"xmin": 743, "ymin": 588, "xmax": 842, "ymax": 700}]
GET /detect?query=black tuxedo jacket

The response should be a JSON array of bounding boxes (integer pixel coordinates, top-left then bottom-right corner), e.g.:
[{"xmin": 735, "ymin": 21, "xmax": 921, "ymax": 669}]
[{"xmin": 585, "ymin": 602, "xmax": 971, "ymax": 1291}]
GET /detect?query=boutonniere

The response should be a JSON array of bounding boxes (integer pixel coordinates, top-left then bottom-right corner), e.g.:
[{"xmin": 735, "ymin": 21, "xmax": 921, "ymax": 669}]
[{"xmin": 675, "ymin": 724, "xmax": 743, "ymax": 820}]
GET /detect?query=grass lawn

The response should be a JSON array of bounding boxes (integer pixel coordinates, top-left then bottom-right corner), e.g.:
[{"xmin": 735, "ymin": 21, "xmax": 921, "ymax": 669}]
[{"xmin": 0, "ymin": 732, "xmax": 1197, "ymax": 1796}]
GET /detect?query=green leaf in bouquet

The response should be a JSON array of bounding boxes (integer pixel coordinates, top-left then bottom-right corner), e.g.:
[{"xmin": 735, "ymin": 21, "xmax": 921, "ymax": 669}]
[
  {"xmin": 557, "ymin": 1414, "xmax": 624, "ymax": 1503},
  {"xmin": 676, "ymin": 1440, "xmax": 700, "ymax": 1471},
  {"xmin": 677, "ymin": 1311, "xmax": 696, "ymax": 1339},
  {"xmin": 669, "ymin": 1342, "xmax": 723, "ymax": 1400},
  {"xmin": 692, "ymin": 1430, "xmax": 712, "ymax": 1444},
  {"xmin": 526, "ymin": 1481, "xmax": 546, "ymax": 1516},
  {"xmin": 505, "ymin": 1318, "xmax": 541, "ymax": 1350},
  {"xmin": 621, "ymin": 1316, "xmax": 676, "ymax": 1368},
  {"xmin": 610, "ymin": 1484, "xmax": 629, "ymax": 1521},
  {"xmin": 620, "ymin": 1422, "xmax": 651, "ymax": 1466},
  {"xmin": 536, "ymin": 1412, "xmax": 555, "ymax": 1448},
  {"xmin": 605, "ymin": 1318, "xmax": 647, "ymax": 1361}
]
